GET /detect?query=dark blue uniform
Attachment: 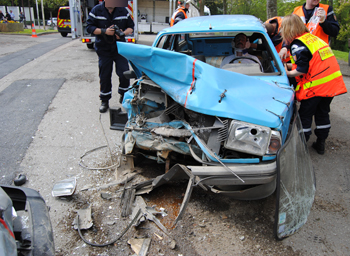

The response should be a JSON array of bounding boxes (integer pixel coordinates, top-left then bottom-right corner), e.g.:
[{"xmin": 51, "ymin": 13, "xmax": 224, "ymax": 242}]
[{"xmin": 87, "ymin": 2, "xmax": 134, "ymax": 102}]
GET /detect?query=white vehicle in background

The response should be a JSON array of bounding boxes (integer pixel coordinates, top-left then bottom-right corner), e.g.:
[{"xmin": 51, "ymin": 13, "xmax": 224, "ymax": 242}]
[{"xmin": 47, "ymin": 17, "xmax": 57, "ymax": 26}]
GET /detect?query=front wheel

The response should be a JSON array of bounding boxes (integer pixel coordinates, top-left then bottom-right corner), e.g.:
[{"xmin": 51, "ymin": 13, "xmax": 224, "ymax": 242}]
[{"xmin": 60, "ymin": 32, "xmax": 68, "ymax": 37}]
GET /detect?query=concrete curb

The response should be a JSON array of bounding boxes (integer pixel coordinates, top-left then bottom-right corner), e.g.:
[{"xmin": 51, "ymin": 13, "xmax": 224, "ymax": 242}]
[{"xmin": 0, "ymin": 31, "xmax": 59, "ymax": 36}]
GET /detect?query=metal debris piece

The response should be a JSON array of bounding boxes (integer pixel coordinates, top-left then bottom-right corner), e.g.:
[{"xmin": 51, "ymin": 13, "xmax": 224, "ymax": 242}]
[
  {"xmin": 154, "ymin": 233, "xmax": 163, "ymax": 240},
  {"xmin": 101, "ymin": 192, "xmax": 113, "ymax": 200},
  {"xmin": 132, "ymin": 196, "xmax": 169, "ymax": 235},
  {"xmin": 73, "ymin": 206, "xmax": 93, "ymax": 230},
  {"xmin": 127, "ymin": 238, "xmax": 151, "ymax": 256},
  {"xmin": 52, "ymin": 177, "xmax": 77, "ymax": 197},
  {"xmin": 131, "ymin": 164, "xmax": 195, "ymax": 227}
]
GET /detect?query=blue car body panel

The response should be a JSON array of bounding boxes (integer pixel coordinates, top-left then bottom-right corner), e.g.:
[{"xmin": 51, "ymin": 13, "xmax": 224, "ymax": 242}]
[{"xmin": 118, "ymin": 42, "xmax": 294, "ymax": 134}]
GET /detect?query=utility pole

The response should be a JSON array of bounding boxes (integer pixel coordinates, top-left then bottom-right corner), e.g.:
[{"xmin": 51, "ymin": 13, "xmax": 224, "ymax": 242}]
[
  {"xmin": 28, "ymin": 0, "xmax": 33, "ymax": 26},
  {"xmin": 35, "ymin": 0, "xmax": 40, "ymax": 28},
  {"xmin": 41, "ymin": 0, "xmax": 46, "ymax": 30}
]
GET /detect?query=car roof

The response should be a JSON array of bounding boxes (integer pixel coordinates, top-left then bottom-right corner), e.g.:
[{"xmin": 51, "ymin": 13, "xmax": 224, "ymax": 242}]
[{"xmin": 160, "ymin": 15, "xmax": 265, "ymax": 34}]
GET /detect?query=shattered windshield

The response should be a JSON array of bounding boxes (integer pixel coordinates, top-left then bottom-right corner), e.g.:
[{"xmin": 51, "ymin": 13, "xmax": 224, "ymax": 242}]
[{"xmin": 275, "ymin": 112, "xmax": 315, "ymax": 239}]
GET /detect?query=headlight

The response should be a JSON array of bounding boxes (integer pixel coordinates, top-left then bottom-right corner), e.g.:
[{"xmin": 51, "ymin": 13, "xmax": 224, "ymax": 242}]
[
  {"xmin": 224, "ymin": 121, "xmax": 271, "ymax": 156},
  {"xmin": 266, "ymin": 130, "xmax": 282, "ymax": 155}
]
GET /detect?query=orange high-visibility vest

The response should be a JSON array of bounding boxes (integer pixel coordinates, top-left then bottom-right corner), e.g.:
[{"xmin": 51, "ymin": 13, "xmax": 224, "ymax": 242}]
[
  {"xmin": 170, "ymin": 8, "xmax": 187, "ymax": 27},
  {"xmin": 265, "ymin": 16, "xmax": 291, "ymax": 62},
  {"xmin": 265, "ymin": 16, "xmax": 283, "ymax": 52},
  {"xmin": 291, "ymin": 33, "xmax": 346, "ymax": 101},
  {"xmin": 293, "ymin": 4, "xmax": 330, "ymax": 44}
]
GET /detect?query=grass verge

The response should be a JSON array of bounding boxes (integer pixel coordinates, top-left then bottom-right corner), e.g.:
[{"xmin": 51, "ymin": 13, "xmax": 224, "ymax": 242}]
[{"xmin": 333, "ymin": 49, "xmax": 349, "ymax": 62}]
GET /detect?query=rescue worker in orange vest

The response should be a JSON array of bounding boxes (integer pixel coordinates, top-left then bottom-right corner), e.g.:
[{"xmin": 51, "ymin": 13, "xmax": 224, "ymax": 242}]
[
  {"xmin": 265, "ymin": 17, "xmax": 283, "ymax": 53},
  {"xmin": 281, "ymin": 14, "xmax": 347, "ymax": 154},
  {"xmin": 279, "ymin": 0, "xmax": 339, "ymax": 60},
  {"xmin": 170, "ymin": 0, "xmax": 190, "ymax": 27}
]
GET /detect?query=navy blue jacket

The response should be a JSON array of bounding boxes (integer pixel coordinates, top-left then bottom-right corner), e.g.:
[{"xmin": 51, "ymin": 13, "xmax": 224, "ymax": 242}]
[{"xmin": 86, "ymin": 2, "xmax": 134, "ymax": 52}]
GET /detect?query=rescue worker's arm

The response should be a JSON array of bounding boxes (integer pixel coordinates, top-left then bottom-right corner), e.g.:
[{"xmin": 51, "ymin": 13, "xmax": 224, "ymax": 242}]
[
  {"xmin": 285, "ymin": 67, "xmax": 305, "ymax": 78},
  {"xmin": 318, "ymin": 6, "xmax": 340, "ymax": 38},
  {"xmin": 285, "ymin": 41, "xmax": 311, "ymax": 77},
  {"xmin": 93, "ymin": 26, "xmax": 115, "ymax": 36},
  {"xmin": 279, "ymin": 47, "xmax": 288, "ymax": 60}
]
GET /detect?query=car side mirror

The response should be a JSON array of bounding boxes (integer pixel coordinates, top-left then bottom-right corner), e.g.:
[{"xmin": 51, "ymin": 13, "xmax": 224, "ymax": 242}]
[{"xmin": 123, "ymin": 70, "xmax": 137, "ymax": 79}]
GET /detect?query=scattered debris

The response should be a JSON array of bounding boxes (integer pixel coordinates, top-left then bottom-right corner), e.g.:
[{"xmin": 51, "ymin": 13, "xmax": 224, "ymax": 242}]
[
  {"xmin": 73, "ymin": 206, "xmax": 93, "ymax": 230},
  {"xmin": 14, "ymin": 174, "xmax": 26, "ymax": 186},
  {"xmin": 154, "ymin": 233, "xmax": 163, "ymax": 240},
  {"xmin": 76, "ymin": 208, "xmax": 142, "ymax": 247},
  {"xmin": 101, "ymin": 192, "xmax": 115, "ymax": 200},
  {"xmin": 127, "ymin": 238, "xmax": 151, "ymax": 256},
  {"xmin": 52, "ymin": 177, "xmax": 76, "ymax": 197},
  {"xmin": 169, "ymin": 239, "xmax": 176, "ymax": 250},
  {"xmin": 240, "ymin": 236, "xmax": 245, "ymax": 241},
  {"xmin": 80, "ymin": 174, "xmax": 136, "ymax": 192},
  {"xmin": 132, "ymin": 196, "xmax": 169, "ymax": 235},
  {"xmin": 131, "ymin": 164, "xmax": 195, "ymax": 226}
]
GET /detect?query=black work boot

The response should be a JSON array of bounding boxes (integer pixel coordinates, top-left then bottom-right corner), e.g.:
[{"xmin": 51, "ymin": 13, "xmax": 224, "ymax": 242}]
[
  {"xmin": 312, "ymin": 138, "xmax": 325, "ymax": 155},
  {"xmin": 99, "ymin": 101, "xmax": 109, "ymax": 113}
]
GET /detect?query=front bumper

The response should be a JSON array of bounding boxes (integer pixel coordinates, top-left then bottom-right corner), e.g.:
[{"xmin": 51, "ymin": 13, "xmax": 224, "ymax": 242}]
[{"xmin": 189, "ymin": 161, "xmax": 276, "ymax": 186}]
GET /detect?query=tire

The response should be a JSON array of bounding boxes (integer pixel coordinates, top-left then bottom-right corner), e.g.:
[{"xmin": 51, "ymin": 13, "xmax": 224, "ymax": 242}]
[
  {"xmin": 61, "ymin": 32, "xmax": 68, "ymax": 37},
  {"xmin": 87, "ymin": 43, "xmax": 94, "ymax": 49}
]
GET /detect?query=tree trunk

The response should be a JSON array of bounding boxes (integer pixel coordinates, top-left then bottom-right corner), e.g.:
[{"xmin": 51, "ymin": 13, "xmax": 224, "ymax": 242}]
[
  {"xmin": 200, "ymin": 0, "xmax": 205, "ymax": 16},
  {"xmin": 266, "ymin": 0, "xmax": 277, "ymax": 19},
  {"xmin": 223, "ymin": 0, "xmax": 226, "ymax": 14}
]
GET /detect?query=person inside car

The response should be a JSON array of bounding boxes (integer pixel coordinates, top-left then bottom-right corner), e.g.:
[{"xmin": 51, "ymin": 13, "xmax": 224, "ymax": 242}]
[{"xmin": 220, "ymin": 33, "xmax": 261, "ymax": 68}]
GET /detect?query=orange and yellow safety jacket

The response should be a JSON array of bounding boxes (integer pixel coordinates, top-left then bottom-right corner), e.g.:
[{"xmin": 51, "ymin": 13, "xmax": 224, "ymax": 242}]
[
  {"xmin": 291, "ymin": 33, "xmax": 347, "ymax": 101},
  {"xmin": 170, "ymin": 8, "xmax": 187, "ymax": 27},
  {"xmin": 265, "ymin": 16, "xmax": 283, "ymax": 52},
  {"xmin": 293, "ymin": 4, "xmax": 330, "ymax": 44}
]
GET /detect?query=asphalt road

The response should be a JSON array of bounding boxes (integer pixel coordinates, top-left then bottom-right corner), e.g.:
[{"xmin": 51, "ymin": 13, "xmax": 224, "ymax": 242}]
[
  {"xmin": 0, "ymin": 32, "xmax": 349, "ymax": 255},
  {"xmin": 0, "ymin": 33, "xmax": 70, "ymax": 184}
]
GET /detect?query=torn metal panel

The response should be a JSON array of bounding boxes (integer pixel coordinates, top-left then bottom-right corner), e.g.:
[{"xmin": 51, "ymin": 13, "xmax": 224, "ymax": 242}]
[
  {"xmin": 132, "ymin": 164, "xmax": 195, "ymax": 226},
  {"xmin": 129, "ymin": 131, "xmax": 193, "ymax": 156}
]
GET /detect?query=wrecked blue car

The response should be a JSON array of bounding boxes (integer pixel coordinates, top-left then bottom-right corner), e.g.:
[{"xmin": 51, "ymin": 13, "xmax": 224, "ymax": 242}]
[{"xmin": 116, "ymin": 15, "xmax": 315, "ymax": 239}]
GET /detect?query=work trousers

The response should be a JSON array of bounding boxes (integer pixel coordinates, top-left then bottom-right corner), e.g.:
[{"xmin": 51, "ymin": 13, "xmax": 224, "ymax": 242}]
[
  {"xmin": 298, "ymin": 96, "xmax": 333, "ymax": 141},
  {"xmin": 97, "ymin": 49, "xmax": 130, "ymax": 102}
]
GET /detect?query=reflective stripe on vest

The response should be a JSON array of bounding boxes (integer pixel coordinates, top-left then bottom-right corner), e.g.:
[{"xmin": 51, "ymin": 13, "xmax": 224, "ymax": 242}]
[
  {"xmin": 293, "ymin": 4, "xmax": 330, "ymax": 44},
  {"xmin": 293, "ymin": 33, "xmax": 346, "ymax": 100},
  {"xmin": 295, "ymin": 70, "xmax": 342, "ymax": 91}
]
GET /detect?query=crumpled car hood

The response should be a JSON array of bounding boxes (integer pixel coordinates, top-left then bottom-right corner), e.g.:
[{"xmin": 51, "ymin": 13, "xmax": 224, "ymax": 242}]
[{"xmin": 117, "ymin": 42, "xmax": 294, "ymax": 128}]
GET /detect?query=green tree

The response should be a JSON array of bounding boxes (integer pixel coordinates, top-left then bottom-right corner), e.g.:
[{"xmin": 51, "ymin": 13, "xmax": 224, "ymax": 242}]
[{"xmin": 334, "ymin": 0, "xmax": 350, "ymax": 42}]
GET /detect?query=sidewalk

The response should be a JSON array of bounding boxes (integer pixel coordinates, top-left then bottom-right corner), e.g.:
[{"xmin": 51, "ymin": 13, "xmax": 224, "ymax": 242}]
[{"xmin": 339, "ymin": 59, "xmax": 350, "ymax": 76}]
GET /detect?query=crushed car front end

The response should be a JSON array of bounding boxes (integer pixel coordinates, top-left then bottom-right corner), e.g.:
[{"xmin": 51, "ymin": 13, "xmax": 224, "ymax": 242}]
[{"xmin": 118, "ymin": 15, "xmax": 295, "ymax": 200}]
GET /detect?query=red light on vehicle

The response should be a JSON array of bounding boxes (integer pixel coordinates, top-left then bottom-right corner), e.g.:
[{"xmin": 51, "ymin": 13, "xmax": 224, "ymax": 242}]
[{"xmin": 86, "ymin": 39, "xmax": 91, "ymax": 43}]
